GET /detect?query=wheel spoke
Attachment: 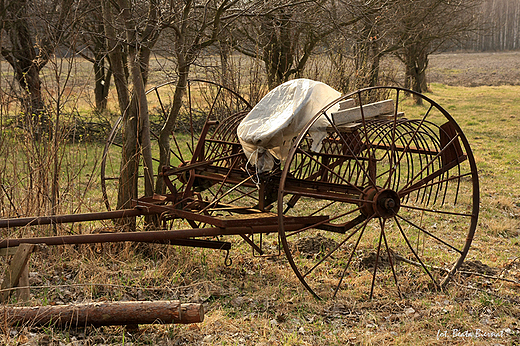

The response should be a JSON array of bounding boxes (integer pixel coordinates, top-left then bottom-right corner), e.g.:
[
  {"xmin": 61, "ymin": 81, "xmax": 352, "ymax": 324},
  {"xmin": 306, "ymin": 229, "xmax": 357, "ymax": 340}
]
[
  {"xmin": 369, "ymin": 218, "xmax": 385, "ymax": 299},
  {"xmin": 387, "ymin": 90, "xmax": 400, "ymax": 190},
  {"xmin": 381, "ymin": 218, "xmax": 402, "ymax": 298},
  {"xmin": 207, "ymin": 86, "xmax": 223, "ymax": 120},
  {"xmin": 171, "ymin": 133, "xmax": 186, "ymax": 163},
  {"xmin": 333, "ymin": 216, "xmax": 372, "ymax": 298},
  {"xmin": 187, "ymin": 80, "xmax": 195, "ymax": 152},
  {"xmin": 395, "ymin": 214, "xmax": 462, "ymax": 254},
  {"xmin": 200, "ymin": 175, "xmax": 253, "ymax": 213},
  {"xmin": 199, "ymin": 156, "xmax": 240, "ymax": 213},
  {"xmin": 154, "ymin": 87, "xmax": 168, "ymax": 121},
  {"xmin": 400, "ymin": 204, "xmax": 473, "ymax": 217},
  {"xmin": 302, "ymin": 216, "xmax": 372, "ymax": 279},
  {"xmin": 394, "ymin": 216, "xmax": 440, "ymax": 289}
]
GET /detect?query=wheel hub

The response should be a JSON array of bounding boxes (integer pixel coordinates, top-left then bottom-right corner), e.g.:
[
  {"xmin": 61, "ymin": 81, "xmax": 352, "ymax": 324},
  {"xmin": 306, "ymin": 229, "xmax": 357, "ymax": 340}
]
[{"xmin": 360, "ymin": 187, "xmax": 400, "ymax": 219}]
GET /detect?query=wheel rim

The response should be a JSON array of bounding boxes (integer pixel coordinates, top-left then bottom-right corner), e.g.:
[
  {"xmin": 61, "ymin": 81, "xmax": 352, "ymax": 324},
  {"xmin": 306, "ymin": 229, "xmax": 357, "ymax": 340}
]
[
  {"xmin": 278, "ymin": 86, "xmax": 479, "ymax": 299},
  {"xmin": 101, "ymin": 79, "xmax": 253, "ymax": 211}
]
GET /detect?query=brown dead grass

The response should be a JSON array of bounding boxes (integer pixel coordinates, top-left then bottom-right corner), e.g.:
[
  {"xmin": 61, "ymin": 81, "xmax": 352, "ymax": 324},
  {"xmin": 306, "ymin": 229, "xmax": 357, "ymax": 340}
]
[{"xmin": 1, "ymin": 52, "xmax": 520, "ymax": 345}]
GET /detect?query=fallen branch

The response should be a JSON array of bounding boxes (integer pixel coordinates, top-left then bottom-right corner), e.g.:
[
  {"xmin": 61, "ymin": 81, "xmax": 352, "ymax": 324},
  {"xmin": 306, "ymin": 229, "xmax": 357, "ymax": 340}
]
[{"xmin": 2, "ymin": 300, "xmax": 204, "ymax": 327}]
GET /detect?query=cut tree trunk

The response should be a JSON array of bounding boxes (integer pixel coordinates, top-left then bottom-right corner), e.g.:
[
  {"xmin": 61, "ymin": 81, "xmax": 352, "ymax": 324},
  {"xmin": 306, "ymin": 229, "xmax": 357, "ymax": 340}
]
[{"xmin": 3, "ymin": 301, "xmax": 204, "ymax": 327}]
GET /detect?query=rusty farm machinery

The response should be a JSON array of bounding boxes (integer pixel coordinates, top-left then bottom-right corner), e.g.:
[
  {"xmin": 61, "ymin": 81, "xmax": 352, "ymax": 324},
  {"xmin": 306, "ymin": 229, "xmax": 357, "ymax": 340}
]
[{"xmin": 0, "ymin": 80, "xmax": 479, "ymax": 300}]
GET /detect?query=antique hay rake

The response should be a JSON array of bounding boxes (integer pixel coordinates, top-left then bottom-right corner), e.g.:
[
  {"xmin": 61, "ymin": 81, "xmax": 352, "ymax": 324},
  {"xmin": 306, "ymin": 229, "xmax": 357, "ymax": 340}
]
[{"xmin": 0, "ymin": 80, "xmax": 479, "ymax": 300}]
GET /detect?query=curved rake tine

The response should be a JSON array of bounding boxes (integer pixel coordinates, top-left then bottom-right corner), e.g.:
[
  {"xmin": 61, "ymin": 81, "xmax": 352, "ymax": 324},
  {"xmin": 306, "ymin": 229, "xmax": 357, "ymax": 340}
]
[
  {"xmin": 398, "ymin": 171, "xmax": 472, "ymax": 199},
  {"xmin": 384, "ymin": 104, "xmax": 435, "ymax": 190},
  {"xmin": 296, "ymin": 148, "xmax": 364, "ymax": 195},
  {"xmin": 399, "ymin": 133, "xmax": 462, "ymax": 193},
  {"xmin": 321, "ymin": 111, "xmax": 380, "ymax": 191}
]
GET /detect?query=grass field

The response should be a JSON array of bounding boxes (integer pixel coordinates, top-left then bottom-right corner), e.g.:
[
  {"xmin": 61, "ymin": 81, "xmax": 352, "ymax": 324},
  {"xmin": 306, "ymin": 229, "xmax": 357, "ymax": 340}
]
[{"xmin": 1, "ymin": 54, "xmax": 520, "ymax": 345}]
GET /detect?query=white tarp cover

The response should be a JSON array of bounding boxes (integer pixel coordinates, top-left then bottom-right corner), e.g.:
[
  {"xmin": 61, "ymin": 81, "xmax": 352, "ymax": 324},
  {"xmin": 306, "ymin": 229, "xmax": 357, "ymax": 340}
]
[{"xmin": 237, "ymin": 79, "xmax": 341, "ymax": 173}]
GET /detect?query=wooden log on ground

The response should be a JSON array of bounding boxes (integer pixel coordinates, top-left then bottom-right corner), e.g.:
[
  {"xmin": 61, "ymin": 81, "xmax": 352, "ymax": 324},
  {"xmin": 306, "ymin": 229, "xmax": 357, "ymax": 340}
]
[{"xmin": 2, "ymin": 300, "xmax": 204, "ymax": 327}]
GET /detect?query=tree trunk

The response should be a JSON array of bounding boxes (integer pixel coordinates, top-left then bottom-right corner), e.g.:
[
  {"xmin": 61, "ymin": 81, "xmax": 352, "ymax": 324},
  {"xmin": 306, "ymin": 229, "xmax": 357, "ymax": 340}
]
[
  {"xmin": 155, "ymin": 63, "xmax": 190, "ymax": 195},
  {"xmin": 117, "ymin": 98, "xmax": 140, "ymax": 212},
  {"xmin": 219, "ymin": 37, "xmax": 234, "ymax": 90},
  {"xmin": 121, "ymin": 6, "xmax": 154, "ymax": 201},
  {"xmin": 102, "ymin": 0, "xmax": 137, "ymax": 229},
  {"xmin": 102, "ymin": 0, "xmax": 159, "ymax": 228},
  {"xmin": 1, "ymin": 14, "xmax": 47, "ymax": 137},
  {"xmin": 404, "ymin": 43, "xmax": 429, "ymax": 104},
  {"xmin": 261, "ymin": 12, "xmax": 295, "ymax": 89},
  {"xmin": 93, "ymin": 53, "xmax": 111, "ymax": 112},
  {"xmin": 368, "ymin": 40, "xmax": 380, "ymax": 88}
]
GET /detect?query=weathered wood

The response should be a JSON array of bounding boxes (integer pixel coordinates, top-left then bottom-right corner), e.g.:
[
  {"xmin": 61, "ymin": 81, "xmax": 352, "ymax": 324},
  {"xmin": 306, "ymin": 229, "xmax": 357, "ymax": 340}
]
[
  {"xmin": 338, "ymin": 98, "xmax": 356, "ymax": 110},
  {"xmin": 0, "ymin": 243, "xmax": 34, "ymax": 303},
  {"xmin": 17, "ymin": 264, "xmax": 30, "ymax": 301},
  {"xmin": 377, "ymin": 111, "xmax": 405, "ymax": 120},
  {"xmin": 0, "ymin": 247, "xmax": 18, "ymax": 256},
  {"xmin": 327, "ymin": 122, "xmax": 362, "ymax": 133},
  {"xmin": 3, "ymin": 300, "xmax": 204, "ymax": 327},
  {"xmin": 332, "ymin": 99, "xmax": 395, "ymax": 125}
]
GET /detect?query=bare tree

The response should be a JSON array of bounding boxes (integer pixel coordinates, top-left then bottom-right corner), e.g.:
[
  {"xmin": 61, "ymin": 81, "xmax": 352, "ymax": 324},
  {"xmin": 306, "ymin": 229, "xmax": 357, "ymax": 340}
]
[
  {"xmin": 74, "ymin": 0, "xmax": 113, "ymax": 112},
  {"xmin": 391, "ymin": 0, "xmax": 481, "ymax": 101},
  {"xmin": 101, "ymin": 0, "xmax": 159, "ymax": 227},
  {"xmin": 470, "ymin": 0, "xmax": 520, "ymax": 51},
  {"xmin": 0, "ymin": 0, "xmax": 73, "ymax": 136},
  {"xmin": 338, "ymin": 0, "xmax": 397, "ymax": 91},
  {"xmin": 154, "ymin": 0, "xmax": 242, "ymax": 195},
  {"xmin": 232, "ymin": 0, "xmax": 351, "ymax": 89}
]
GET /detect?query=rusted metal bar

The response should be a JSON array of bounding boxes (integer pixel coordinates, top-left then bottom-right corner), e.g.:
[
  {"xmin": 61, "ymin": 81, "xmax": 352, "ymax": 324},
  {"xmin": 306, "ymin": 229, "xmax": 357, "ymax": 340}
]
[
  {"xmin": 0, "ymin": 228, "xmax": 219, "ymax": 248},
  {"xmin": 0, "ymin": 223, "xmax": 316, "ymax": 249},
  {"xmin": 149, "ymin": 238, "xmax": 231, "ymax": 250},
  {"xmin": 3, "ymin": 300, "xmax": 204, "ymax": 326},
  {"xmin": 0, "ymin": 208, "xmax": 153, "ymax": 229}
]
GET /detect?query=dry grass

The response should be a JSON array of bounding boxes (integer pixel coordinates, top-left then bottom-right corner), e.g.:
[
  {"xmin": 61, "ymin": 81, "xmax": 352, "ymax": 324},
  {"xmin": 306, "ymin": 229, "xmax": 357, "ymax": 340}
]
[{"xmin": 1, "ymin": 53, "xmax": 520, "ymax": 345}]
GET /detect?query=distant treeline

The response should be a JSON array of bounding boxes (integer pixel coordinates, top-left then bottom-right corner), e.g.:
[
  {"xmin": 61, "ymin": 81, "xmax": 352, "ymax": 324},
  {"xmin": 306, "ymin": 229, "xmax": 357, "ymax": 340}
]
[{"xmin": 459, "ymin": 0, "xmax": 520, "ymax": 51}]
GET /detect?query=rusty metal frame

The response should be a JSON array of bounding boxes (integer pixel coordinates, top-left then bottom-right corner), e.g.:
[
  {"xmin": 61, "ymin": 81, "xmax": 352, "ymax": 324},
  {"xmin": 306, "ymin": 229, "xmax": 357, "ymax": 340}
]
[{"xmin": 0, "ymin": 84, "xmax": 479, "ymax": 301}]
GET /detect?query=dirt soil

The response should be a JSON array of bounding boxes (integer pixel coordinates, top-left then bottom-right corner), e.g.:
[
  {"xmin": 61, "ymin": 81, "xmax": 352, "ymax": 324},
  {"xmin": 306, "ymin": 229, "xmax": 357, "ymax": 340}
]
[{"xmin": 428, "ymin": 51, "xmax": 520, "ymax": 86}]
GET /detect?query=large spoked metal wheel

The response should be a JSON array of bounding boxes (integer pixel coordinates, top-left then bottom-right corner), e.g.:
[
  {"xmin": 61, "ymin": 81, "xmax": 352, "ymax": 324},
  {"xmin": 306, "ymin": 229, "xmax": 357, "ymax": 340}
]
[
  {"xmin": 101, "ymin": 79, "xmax": 252, "ymax": 211},
  {"xmin": 278, "ymin": 86, "xmax": 479, "ymax": 299}
]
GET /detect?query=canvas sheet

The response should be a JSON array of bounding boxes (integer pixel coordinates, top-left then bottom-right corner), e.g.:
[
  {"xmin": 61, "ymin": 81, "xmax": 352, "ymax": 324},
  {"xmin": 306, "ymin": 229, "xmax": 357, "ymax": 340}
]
[{"xmin": 237, "ymin": 79, "xmax": 341, "ymax": 173}]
